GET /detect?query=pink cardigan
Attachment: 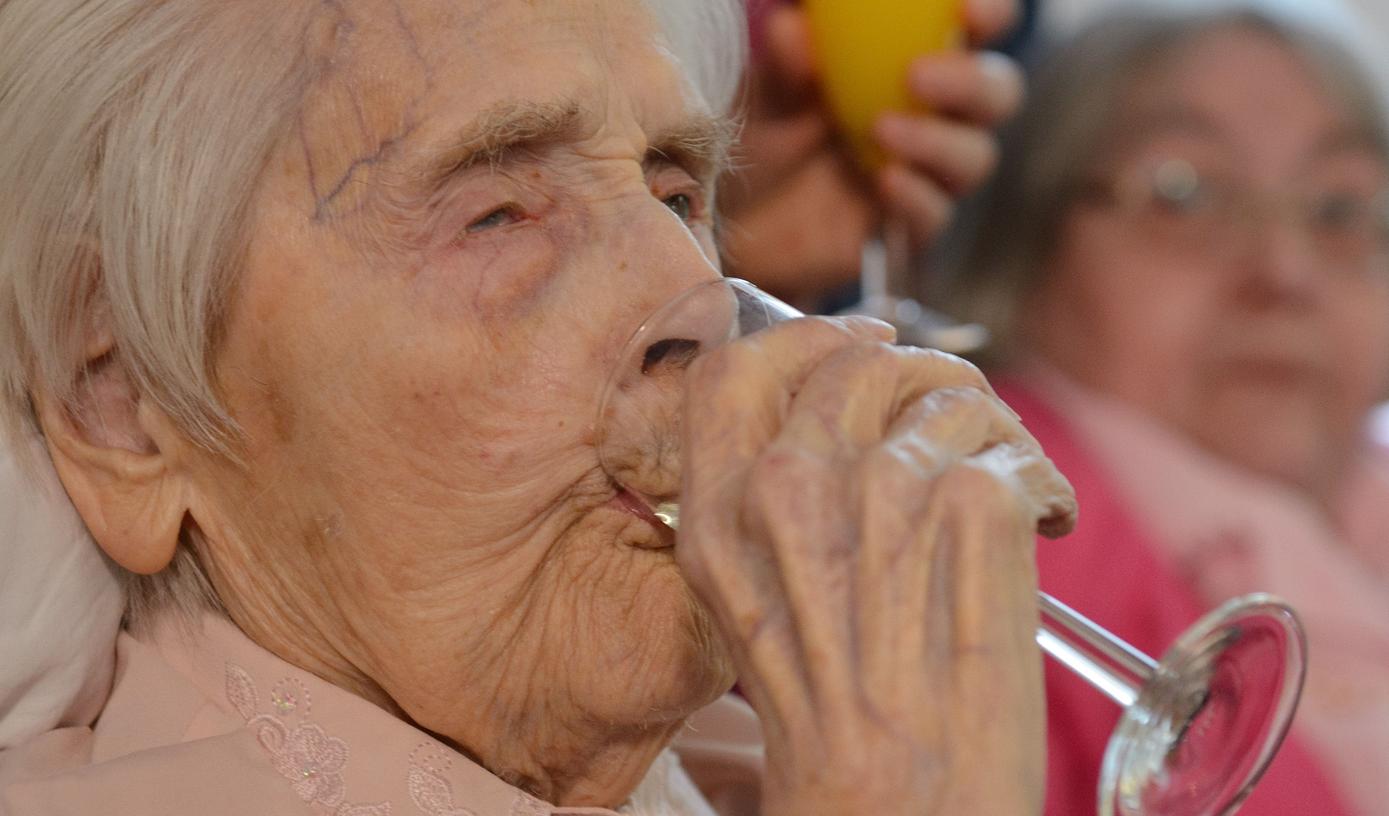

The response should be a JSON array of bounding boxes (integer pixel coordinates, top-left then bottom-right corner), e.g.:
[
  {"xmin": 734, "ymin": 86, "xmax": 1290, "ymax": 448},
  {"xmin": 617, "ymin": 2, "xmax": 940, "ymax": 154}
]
[{"xmin": 999, "ymin": 376, "xmax": 1379, "ymax": 816}]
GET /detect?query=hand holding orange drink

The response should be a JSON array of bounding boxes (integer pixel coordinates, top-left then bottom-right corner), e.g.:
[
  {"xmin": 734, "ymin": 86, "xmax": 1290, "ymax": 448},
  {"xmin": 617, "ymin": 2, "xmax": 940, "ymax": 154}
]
[
  {"xmin": 718, "ymin": 1, "xmax": 1022, "ymax": 307},
  {"xmin": 803, "ymin": 0, "xmax": 965, "ymax": 170}
]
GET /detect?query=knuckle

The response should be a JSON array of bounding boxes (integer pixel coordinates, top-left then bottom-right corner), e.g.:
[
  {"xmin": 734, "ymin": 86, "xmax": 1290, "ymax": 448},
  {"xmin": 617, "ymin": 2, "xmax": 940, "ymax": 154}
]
[
  {"xmin": 936, "ymin": 460, "xmax": 1018, "ymax": 507},
  {"xmin": 747, "ymin": 447, "xmax": 817, "ymax": 508},
  {"xmin": 860, "ymin": 444, "xmax": 928, "ymax": 495},
  {"xmin": 922, "ymin": 384, "xmax": 988, "ymax": 413},
  {"xmin": 903, "ymin": 346, "xmax": 988, "ymax": 387},
  {"xmin": 846, "ymin": 339, "xmax": 901, "ymax": 371}
]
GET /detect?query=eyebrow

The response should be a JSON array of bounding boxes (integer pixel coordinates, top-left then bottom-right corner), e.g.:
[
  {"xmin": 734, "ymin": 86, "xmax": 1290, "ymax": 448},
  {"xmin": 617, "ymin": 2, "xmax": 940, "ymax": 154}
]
[
  {"xmin": 1115, "ymin": 106, "xmax": 1382, "ymax": 162},
  {"xmin": 419, "ymin": 99, "xmax": 586, "ymax": 188},
  {"xmin": 417, "ymin": 98, "xmax": 736, "ymax": 192},
  {"xmin": 645, "ymin": 114, "xmax": 738, "ymax": 184},
  {"xmin": 1114, "ymin": 107, "xmax": 1223, "ymax": 146},
  {"xmin": 1308, "ymin": 126, "xmax": 1383, "ymax": 160}
]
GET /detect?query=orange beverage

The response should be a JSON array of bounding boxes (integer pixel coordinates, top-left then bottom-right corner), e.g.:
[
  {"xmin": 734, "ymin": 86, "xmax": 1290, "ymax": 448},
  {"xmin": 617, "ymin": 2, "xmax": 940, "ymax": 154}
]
[{"xmin": 804, "ymin": 0, "xmax": 964, "ymax": 168}]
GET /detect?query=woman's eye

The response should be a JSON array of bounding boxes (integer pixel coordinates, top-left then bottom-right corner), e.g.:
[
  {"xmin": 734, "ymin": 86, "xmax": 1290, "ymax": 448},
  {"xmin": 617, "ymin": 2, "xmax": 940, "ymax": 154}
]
[
  {"xmin": 465, "ymin": 206, "xmax": 520, "ymax": 234},
  {"xmin": 663, "ymin": 193, "xmax": 694, "ymax": 222},
  {"xmin": 1310, "ymin": 193, "xmax": 1369, "ymax": 232}
]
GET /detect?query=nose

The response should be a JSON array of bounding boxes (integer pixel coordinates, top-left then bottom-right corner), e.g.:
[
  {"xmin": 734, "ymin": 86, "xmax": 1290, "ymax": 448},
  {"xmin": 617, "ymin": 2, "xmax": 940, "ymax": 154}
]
[
  {"xmin": 1231, "ymin": 210, "xmax": 1320, "ymax": 310},
  {"xmin": 592, "ymin": 196, "xmax": 725, "ymax": 496},
  {"xmin": 613, "ymin": 191, "xmax": 722, "ymax": 289}
]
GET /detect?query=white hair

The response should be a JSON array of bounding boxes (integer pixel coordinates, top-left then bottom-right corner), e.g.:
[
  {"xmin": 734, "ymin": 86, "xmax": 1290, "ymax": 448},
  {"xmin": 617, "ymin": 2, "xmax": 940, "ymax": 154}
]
[
  {"xmin": 643, "ymin": 0, "xmax": 748, "ymax": 116},
  {"xmin": 0, "ymin": 0, "xmax": 746, "ymax": 627}
]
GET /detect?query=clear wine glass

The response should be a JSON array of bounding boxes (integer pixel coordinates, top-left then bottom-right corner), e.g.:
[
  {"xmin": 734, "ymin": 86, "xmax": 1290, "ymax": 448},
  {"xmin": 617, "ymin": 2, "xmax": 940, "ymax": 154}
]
[{"xmin": 596, "ymin": 277, "xmax": 1307, "ymax": 816}]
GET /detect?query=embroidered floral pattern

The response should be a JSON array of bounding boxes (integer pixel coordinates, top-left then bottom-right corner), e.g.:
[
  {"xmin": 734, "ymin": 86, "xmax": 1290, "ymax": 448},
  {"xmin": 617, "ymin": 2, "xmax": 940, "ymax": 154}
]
[
  {"xmin": 225, "ymin": 662, "xmax": 391, "ymax": 815},
  {"xmin": 272, "ymin": 677, "xmax": 312, "ymax": 715},
  {"xmin": 252, "ymin": 717, "xmax": 349, "ymax": 805},
  {"xmin": 408, "ymin": 744, "xmax": 478, "ymax": 816},
  {"xmin": 508, "ymin": 792, "xmax": 549, "ymax": 816},
  {"xmin": 222, "ymin": 663, "xmax": 568, "ymax": 816}
]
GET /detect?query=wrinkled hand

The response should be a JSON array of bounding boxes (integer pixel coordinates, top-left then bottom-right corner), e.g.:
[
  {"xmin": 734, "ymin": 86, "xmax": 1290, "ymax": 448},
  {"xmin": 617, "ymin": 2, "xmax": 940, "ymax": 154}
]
[
  {"xmin": 677, "ymin": 317, "xmax": 1075, "ymax": 816},
  {"xmin": 721, "ymin": 0, "xmax": 1025, "ymax": 305}
]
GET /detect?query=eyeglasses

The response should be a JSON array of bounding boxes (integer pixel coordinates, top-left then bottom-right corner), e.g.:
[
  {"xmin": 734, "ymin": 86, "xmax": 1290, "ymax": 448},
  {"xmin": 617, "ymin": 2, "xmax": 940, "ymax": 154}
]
[{"xmin": 1080, "ymin": 157, "xmax": 1389, "ymax": 270}]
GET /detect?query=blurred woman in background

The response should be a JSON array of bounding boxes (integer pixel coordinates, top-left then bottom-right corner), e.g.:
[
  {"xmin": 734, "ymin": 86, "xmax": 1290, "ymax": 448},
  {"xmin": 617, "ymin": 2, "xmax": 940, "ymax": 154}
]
[{"xmin": 934, "ymin": 6, "xmax": 1389, "ymax": 814}]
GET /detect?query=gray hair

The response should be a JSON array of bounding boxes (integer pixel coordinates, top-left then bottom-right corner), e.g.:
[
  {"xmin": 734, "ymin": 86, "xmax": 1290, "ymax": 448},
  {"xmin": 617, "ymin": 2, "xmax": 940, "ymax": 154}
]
[
  {"xmin": 930, "ymin": 3, "xmax": 1389, "ymax": 365},
  {"xmin": 0, "ymin": 0, "xmax": 746, "ymax": 628}
]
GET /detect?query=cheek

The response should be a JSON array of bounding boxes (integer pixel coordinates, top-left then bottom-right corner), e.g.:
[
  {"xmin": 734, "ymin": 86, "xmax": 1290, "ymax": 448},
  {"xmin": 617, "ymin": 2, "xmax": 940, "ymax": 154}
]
[
  {"xmin": 1327, "ymin": 283, "xmax": 1389, "ymax": 408},
  {"xmin": 412, "ymin": 218, "xmax": 567, "ymax": 325},
  {"xmin": 1044, "ymin": 232, "xmax": 1222, "ymax": 395}
]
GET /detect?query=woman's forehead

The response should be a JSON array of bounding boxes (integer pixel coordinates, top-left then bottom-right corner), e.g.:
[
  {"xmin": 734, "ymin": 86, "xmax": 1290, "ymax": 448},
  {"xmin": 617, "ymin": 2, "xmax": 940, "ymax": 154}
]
[
  {"xmin": 280, "ymin": 0, "xmax": 702, "ymax": 219},
  {"xmin": 1105, "ymin": 28, "xmax": 1379, "ymax": 167}
]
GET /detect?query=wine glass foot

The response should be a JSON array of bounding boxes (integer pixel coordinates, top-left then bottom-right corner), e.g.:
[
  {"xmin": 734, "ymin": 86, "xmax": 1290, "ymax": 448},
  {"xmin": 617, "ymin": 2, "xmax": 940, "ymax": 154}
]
[{"xmin": 1098, "ymin": 594, "xmax": 1306, "ymax": 816}]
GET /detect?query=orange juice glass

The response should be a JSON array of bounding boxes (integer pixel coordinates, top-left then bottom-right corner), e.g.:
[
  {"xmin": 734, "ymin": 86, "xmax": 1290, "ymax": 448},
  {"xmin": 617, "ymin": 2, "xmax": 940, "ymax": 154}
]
[{"xmin": 804, "ymin": 0, "xmax": 964, "ymax": 168}]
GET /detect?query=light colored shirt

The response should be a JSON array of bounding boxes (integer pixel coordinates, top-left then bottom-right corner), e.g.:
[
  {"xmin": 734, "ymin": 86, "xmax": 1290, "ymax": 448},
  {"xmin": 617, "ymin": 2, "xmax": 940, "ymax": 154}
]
[{"xmin": 0, "ymin": 613, "xmax": 763, "ymax": 816}]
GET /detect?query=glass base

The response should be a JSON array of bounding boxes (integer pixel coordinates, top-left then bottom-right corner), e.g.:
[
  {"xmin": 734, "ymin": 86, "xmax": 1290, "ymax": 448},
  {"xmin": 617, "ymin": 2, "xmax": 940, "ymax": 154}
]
[{"xmin": 1098, "ymin": 594, "xmax": 1307, "ymax": 816}]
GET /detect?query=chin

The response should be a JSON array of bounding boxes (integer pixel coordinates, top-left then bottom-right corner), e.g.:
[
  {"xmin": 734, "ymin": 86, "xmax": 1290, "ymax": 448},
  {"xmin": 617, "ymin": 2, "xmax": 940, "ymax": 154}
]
[
  {"xmin": 555, "ymin": 511, "xmax": 735, "ymax": 723},
  {"xmin": 1205, "ymin": 424, "xmax": 1332, "ymax": 494},
  {"xmin": 620, "ymin": 569, "xmax": 736, "ymax": 721}
]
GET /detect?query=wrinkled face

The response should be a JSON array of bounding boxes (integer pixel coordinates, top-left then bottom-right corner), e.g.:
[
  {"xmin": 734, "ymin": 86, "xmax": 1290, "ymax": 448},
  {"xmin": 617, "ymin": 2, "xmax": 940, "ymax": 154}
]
[
  {"xmin": 197, "ymin": 0, "xmax": 734, "ymax": 768},
  {"xmin": 1026, "ymin": 28, "xmax": 1389, "ymax": 495}
]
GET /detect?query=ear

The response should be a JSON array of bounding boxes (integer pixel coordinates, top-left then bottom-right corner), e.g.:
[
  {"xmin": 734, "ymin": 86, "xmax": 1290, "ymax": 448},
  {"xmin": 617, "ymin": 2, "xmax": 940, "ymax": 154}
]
[{"xmin": 35, "ymin": 346, "xmax": 194, "ymax": 576}]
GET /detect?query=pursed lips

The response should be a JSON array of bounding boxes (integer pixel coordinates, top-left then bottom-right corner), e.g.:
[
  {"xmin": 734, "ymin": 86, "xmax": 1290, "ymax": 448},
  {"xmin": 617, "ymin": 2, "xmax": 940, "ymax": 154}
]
[{"xmin": 609, "ymin": 487, "xmax": 676, "ymax": 549}]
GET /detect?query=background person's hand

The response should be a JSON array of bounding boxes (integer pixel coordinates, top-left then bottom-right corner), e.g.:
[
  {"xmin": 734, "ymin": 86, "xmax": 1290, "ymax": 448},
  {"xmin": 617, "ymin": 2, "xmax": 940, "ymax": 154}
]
[
  {"xmin": 677, "ymin": 316, "xmax": 1076, "ymax": 816},
  {"xmin": 720, "ymin": 0, "xmax": 1025, "ymax": 307}
]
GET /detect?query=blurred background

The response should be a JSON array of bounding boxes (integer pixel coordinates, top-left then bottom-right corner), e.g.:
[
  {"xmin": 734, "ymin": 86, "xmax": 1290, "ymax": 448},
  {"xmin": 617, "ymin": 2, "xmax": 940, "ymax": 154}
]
[{"xmin": 729, "ymin": 1, "xmax": 1389, "ymax": 813}]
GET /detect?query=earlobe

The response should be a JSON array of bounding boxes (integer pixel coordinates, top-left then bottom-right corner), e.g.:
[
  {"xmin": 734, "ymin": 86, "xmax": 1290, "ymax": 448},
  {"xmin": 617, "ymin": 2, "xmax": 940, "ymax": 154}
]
[{"xmin": 35, "ymin": 391, "xmax": 190, "ymax": 576}]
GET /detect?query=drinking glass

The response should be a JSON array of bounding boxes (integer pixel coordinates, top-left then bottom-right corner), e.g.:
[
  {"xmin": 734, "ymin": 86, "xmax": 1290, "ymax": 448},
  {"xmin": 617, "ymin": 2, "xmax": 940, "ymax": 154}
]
[
  {"xmin": 596, "ymin": 277, "xmax": 1307, "ymax": 816},
  {"xmin": 803, "ymin": 0, "xmax": 988, "ymax": 353}
]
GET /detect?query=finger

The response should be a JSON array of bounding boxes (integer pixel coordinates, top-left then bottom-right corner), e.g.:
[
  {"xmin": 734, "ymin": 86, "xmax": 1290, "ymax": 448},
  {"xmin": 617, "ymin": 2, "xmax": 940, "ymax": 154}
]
[
  {"xmin": 777, "ymin": 345, "xmax": 998, "ymax": 461},
  {"xmin": 776, "ymin": 342, "xmax": 902, "ymax": 459},
  {"xmin": 884, "ymin": 386, "xmax": 1022, "ymax": 465},
  {"xmin": 906, "ymin": 50, "xmax": 1024, "ymax": 126},
  {"xmin": 935, "ymin": 462, "xmax": 1043, "ymax": 752},
  {"xmin": 876, "ymin": 116, "xmax": 999, "ymax": 196},
  {"xmin": 683, "ymin": 316, "xmax": 894, "ymax": 534},
  {"xmin": 967, "ymin": 442, "xmax": 1078, "ymax": 538},
  {"xmin": 885, "ymin": 389, "xmax": 1076, "ymax": 536},
  {"xmin": 962, "ymin": 0, "xmax": 1020, "ymax": 46},
  {"xmin": 852, "ymin": 441, "xmax": 942, "ymax": 723},
  {"xmin": 740, "ymin": 443, "xmax": 865, "ymax": 728},
  {"xmin": 879, "ymin": 164, "xmax": 956, "ymax": 244},
  {"xmin": 929, "ymin": 462, "xmax": 1040, "ymax": 699},
  {"xmin": 678, "ymin": 532, "xmax": 814, "ymax": 746},
  {"xmin": 855, "ymin": 387, "xmax": 1029, "ymax": 692},
  {"xmin": 882, "ymin": 345, "xmax": 998, "ymax": 403},
  {"xmin": 763, "ymin": 5, "xmax": 818, "ymax": 91}
]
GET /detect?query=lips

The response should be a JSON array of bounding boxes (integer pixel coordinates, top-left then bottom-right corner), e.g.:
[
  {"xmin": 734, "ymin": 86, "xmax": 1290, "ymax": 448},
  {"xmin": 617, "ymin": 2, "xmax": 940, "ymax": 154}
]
[{"xmin": 610, "ymin": 487, "xmax": 676, "ymax": 549}]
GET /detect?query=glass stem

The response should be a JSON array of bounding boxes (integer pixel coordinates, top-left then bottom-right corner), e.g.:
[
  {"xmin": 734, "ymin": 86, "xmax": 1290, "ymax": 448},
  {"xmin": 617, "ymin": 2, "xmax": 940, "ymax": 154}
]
[
  {"xmin": 859, "ymin": 218, "xmax": 914, "ymax": 321},
  {"xmin": 1037, "ymin": 591, "xmax": 1158, "ymax": 709},
  {"xmin": 859, "ymin": 232, "xmax": 890, "ymax": 318}
]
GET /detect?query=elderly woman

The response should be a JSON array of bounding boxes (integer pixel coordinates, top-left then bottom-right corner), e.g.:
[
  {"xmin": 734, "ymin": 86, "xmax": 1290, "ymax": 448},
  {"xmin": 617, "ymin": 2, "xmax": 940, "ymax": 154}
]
[
  {"xmin": 932, "ymin": 5, "xmax": 1389, "ymax": 815},
  {"xmin": 0, "ymin": 1, "xmax": 1076, "ymax": 814}
]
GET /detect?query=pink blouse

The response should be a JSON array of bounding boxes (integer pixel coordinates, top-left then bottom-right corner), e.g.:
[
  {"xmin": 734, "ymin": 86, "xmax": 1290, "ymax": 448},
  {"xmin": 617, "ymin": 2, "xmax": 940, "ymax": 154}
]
[{"xmin": 0, "ymin": 613, "xmax": 764, "ymax": 816}]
